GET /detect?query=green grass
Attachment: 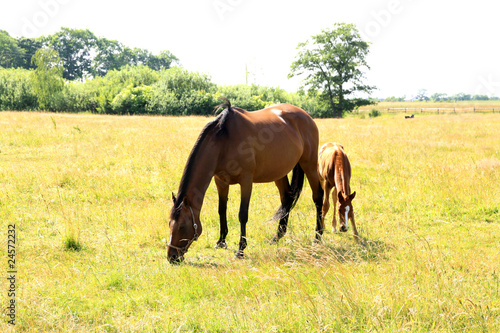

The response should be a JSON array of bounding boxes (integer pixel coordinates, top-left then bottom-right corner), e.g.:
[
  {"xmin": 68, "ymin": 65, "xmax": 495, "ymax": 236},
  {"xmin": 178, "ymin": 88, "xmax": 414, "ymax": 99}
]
[{"xmin": 1, "ymin": 111, "xmax": 499, "ymax": 332}]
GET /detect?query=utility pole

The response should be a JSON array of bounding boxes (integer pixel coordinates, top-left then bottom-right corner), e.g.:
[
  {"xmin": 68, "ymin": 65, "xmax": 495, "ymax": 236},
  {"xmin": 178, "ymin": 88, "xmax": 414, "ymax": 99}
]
[{"xmin": 245, "ymin": 64, "xmax": 249, "ymax": 85}]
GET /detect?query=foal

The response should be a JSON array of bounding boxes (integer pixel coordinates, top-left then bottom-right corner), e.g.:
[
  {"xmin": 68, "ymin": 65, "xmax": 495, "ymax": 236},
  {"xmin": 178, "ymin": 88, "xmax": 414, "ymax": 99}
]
[{"xmin": 318, "ymin": 143, "xmax": 359, "ymax": 239}]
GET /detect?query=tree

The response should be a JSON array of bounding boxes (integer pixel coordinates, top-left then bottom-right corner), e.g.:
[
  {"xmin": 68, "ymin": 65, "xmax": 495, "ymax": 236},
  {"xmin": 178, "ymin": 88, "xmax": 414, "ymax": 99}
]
[
  {"xmin": 289, "ymin": 23, "xmax": 375, "ymax": 118},
  {"xmin": 16, "ymin": 37, "xmax": 43, "ymax": 69},
  {"xmin": 92, "ymin": 38, "xmax": 128, "ymax": 77},
  {"xmin": 0, "ymin": 30, "xmax": 26, "ymax": 68},
  {"xmin": 43, "ymin": 28, "xmax": 97, "ymax": 80},
  {"xmin": 91, "ymin": 38, "xmax": 178, "ymax": 77},
  {"xmin": 146, "ymin": 50, "xmax": 179, "ymax": 71},
  {"xmin": 430, "ymin": 92, "xmax": 448, "ymax": 102},
  {"xmin": 31, "ymin": 47, "xmax": 65, "ymax": 110},
  {"xmin": 414, "ymin": 89, "xmax": 429, "ymax": 101}
]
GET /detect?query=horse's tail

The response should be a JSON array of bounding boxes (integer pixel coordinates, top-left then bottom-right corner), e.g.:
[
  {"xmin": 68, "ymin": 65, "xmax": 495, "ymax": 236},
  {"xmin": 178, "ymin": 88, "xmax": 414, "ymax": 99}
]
[{"xmin": 274, "ymin": 163, "xmax": 305, "ymax": 220}]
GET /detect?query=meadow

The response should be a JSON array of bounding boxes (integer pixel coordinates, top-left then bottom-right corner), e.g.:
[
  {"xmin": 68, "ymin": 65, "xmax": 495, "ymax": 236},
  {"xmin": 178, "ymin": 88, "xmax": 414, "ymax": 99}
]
[{"xmin": 1, "ymin": 110, "xmax": 499, "ymax": 332}]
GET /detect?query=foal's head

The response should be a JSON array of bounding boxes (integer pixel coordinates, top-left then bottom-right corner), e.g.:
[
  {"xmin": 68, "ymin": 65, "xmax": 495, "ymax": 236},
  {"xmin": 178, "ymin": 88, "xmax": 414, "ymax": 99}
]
[
  {"xmin": 167, "ymin": 195, "xmax": 202, "ymax": 263},
  {"xmin": 338, "ymin": 191, "xmax": 356, "ymax": 232}
]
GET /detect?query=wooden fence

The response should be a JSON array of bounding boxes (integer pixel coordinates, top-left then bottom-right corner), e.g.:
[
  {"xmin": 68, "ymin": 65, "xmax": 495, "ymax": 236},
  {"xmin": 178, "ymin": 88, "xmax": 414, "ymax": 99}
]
[{"xmin": 371, "ymin": 107, "xmax": 498, "ymax": 114}]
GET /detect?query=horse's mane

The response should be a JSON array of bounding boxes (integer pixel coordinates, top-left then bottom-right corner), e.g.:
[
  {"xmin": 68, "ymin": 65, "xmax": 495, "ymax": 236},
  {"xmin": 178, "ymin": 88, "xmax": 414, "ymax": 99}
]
[
  {"xmin": 332, "ymin": 146, "xmax": 350, "ymax": 197},
  {"xmin": 172, "ymin": 98, "xmax": 234, "ymax": 217},
  {"xmin": 338, "ymin": 151, "xmax": 351, "ymax": 197}
]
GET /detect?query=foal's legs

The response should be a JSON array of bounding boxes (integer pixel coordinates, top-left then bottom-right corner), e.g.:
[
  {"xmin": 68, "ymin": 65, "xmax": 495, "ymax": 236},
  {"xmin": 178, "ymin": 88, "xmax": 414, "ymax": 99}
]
[
  {"xmin": 214, "ymin": 177, "xmax": 229, "ymax": 249},
  {"xmin": 350, "ymin": 210, "xmax": 360, "ymax": 241},
  {"xmin": 332, "ymin": 189, "xmax": 338, "ymax": 233},
  {"xmin": 321, "ymin": 181, "xmax": 332, "ymax": 232}
]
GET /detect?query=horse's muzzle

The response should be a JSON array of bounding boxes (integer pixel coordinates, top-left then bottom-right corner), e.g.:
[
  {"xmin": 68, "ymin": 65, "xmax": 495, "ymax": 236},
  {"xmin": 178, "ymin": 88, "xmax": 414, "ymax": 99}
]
[
  {"xmin": 340, "ymin": 225, "xmax": 348, "ymax": 232},
  {"xmin": 168, "ymin": 253, "xmax": 185, "ymax": 264}
]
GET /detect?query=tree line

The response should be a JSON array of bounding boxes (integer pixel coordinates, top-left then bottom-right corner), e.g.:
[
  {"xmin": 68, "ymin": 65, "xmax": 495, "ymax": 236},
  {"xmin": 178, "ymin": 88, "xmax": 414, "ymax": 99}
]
[
  {"xmin": 1, "ymin": 28, "xmax": 177, "ymax": 80},
  {"xmin": 385, "ymin": 89, "xmax": 499, "ymax": 102},
  {"xmin": 1, "ymin": 24, "xmax": 378, "ymax": 117}
]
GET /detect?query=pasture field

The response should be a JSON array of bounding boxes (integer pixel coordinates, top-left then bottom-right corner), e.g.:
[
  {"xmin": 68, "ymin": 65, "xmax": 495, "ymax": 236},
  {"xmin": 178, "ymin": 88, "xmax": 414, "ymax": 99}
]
[{"xmin": 1, "ymin": 111, "xmax": 499, "ymax": 332}]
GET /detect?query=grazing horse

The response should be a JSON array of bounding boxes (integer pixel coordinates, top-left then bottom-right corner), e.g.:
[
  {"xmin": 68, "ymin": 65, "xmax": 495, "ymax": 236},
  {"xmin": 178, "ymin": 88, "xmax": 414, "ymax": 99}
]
[
  {"xmin": 168, "ymin": 99, "xmax": 324, "ymax": 263},
  {"xmin": 318, "ymin": 142, "xmax": 359, "ymax": 239}
]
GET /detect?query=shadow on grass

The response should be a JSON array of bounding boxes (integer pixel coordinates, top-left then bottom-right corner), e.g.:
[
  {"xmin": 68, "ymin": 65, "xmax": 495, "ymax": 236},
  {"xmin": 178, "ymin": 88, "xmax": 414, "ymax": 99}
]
[
  {"xmin": 271, "ymin": 233, "xmax": 394, "ymax": 266},
  {"xmin": 170, "ymin": 232, "xmax": 394, "ymax": 267}
]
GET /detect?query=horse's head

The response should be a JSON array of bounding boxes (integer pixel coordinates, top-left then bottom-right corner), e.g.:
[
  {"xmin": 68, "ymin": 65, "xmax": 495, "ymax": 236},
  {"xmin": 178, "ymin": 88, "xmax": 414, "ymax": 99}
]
[
  {"xmin": 167, "ymin": 194, "xmax": 202, "ymax": 264},
  {"xmin": 337, "ymin": 191, "xmax": 356, "ymax": 232}
]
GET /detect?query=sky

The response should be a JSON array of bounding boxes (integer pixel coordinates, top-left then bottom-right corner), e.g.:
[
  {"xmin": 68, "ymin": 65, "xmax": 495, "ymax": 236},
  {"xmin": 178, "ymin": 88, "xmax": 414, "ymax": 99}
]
[{"xmin": 1, "ymin": 0, "xmax": 499, "ymax": 99}]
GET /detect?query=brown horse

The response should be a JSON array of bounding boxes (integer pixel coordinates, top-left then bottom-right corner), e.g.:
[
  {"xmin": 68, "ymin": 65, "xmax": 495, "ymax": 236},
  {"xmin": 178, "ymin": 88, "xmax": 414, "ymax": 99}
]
[
  {"xmin": 318, "ymin": 142, "xmax": 359, "ymax": 239},
  {"xmin": 168, "ymin": 99, "xmax": 324, "ymax": 263}
]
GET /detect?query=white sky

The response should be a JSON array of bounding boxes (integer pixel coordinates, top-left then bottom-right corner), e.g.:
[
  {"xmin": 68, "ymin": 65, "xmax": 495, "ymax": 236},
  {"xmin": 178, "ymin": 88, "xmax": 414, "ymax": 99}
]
[{"xmin": 1, "ymin": 0, "xmax": 499, "ymax": 98}]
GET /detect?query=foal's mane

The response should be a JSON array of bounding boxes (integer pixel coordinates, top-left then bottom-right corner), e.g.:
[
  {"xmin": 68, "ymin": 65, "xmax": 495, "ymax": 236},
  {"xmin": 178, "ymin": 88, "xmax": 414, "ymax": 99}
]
[
  {"xmin": 336, "ymin": 149, "xmax": 350, "ymax": 197},
  {"xmin": 172, "ymin": 99, "xmax": 235, "ymax": 217}
]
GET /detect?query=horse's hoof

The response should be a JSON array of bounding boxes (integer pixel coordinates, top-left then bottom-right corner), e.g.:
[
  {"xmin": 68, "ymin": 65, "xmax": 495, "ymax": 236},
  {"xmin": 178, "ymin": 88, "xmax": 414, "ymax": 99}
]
[
  {"xmin": 235, "ymin": 251, "xmax": 245, "ymax": 259},
  {"xmin": 215, "ymin": 241, "xmax": 227, "ymax": 249},
  {"xmin": 314, "ymin": 233, "xmax": 323, "ymax": 243},
  {"xmin": 269, "ymin": 236, "xmax": 279, "ymax": 244}
]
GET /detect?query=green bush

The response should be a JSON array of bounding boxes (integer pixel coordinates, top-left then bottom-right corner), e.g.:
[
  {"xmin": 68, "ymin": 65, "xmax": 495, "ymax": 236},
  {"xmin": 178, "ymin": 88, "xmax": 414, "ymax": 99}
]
[
  {"xmin": 95, "ymin": 65, "xmax": 160, "ymax": 114},
  {"xmin": 0, "ymin": 68, "xmax": 38, "ymax": 110},
  {"xmin": 215, "ymin": 84, "xmax": 327, "ymax": 116},
  {"xmin": 369, "ymin": 109, "xmax": 381, "ymax": 118},
  {"xmin": 148, "ymin": 67, "xmax": 217, "ymax": 115},
  {"xmin": 0, "ymin": 66, "xmax": 332, "ymax": 117},
  {"xmin": 111, "ymin": 85, "xmax": 152, "ymax": 115},
  {"xmin": 216, "ymin": 84, "xmax": 269, "ymax": 110},
  {"xmin": 50, "ymin": 80, "xmax": 100, "ymax": 112}
]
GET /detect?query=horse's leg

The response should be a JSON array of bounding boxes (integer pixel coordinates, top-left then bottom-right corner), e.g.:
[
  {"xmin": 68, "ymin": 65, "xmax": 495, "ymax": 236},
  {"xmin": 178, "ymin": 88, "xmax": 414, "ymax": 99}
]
[
  {"xmin": 321, "ymin": 181, "xmax": 332, "ymax": 232},
  {"xmin": 300, "ymin": 161, "xmax": 324, "ymax": 241},
  {"xmin": 350, "ymin": 211, "xmax": 360, "ymax": 241},
  {"xmin": 214, "ymin": 177, "xmax": 229, "ymax": 249},
  {"xmin": 332, "ymin": 189, "xmax": 338, "ymax": 233},
  {"xmin": 272, "ymin": 176, "xmax": 292, "ymax": 242},
  {"xmin": 236, "ymin": 178, "xmax": 252, "ymax": 259}
]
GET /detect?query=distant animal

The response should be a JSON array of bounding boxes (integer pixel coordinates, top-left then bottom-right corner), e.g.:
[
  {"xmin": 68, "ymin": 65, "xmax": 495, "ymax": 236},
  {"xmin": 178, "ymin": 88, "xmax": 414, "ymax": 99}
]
[
  {"xmin": 318, "ymin": 143, "xmax": 359, "ymax": 240},
  {"xmin": 405, "ymin": 114, "xmax": 415, "ymax": 119},
  {"xmin": 168, "ymin": 99, "xmax": 324, "ymax": 263}
]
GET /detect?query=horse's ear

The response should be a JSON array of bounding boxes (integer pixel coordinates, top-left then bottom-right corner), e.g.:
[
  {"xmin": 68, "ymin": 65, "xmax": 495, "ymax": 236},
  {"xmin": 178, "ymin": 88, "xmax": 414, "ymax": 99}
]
[
  {"xmin": 171, "ymin": 193, "xmax": 176, "ymax": 203},
  {"xmin": 350, "ymin": 191, "xmax": 356, "ymax": 201},
  {"xmin": 182, "ymin": 196, "xmax": 191, "ymax": 208}
]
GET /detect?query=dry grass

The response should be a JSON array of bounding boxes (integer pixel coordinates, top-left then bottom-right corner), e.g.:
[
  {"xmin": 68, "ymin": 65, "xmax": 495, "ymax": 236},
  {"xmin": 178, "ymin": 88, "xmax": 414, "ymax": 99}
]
[{"xmin": 0, "ymin": 111, "xmax": 499, "ymax": 332}]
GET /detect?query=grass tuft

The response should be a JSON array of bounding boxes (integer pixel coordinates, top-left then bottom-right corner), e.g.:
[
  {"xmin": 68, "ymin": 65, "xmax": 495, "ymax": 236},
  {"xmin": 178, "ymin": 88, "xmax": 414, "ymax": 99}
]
[{"xmin": 63, "ymin": 235, "xmax": 82, "ymax": 251}]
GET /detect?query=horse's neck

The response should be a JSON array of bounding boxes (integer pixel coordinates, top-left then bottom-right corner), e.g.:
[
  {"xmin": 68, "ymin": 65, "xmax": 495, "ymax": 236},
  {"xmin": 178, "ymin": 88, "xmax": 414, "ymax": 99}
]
[
  {"xmin": 334, "ymin": 154, "xmax": 350, "ymax": 196},
  {"xmin": 180, "ymin": 140, "xmax": 220, "ymax": 213}
]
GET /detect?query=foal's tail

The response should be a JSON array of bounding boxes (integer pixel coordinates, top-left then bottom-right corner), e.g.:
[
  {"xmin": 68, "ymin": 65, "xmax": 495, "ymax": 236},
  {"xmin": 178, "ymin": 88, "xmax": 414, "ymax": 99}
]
[{"xmin": 274, "ymin": 163, "xmax": 305, "ymax": 220}]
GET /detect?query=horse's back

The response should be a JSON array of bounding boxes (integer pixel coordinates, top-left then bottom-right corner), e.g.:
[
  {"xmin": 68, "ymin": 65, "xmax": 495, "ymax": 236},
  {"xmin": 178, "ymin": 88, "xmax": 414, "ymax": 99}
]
[
  {"xmin": 318, "ymin": 143, "xmax": 350, "ymax": 188},
  {"xmin": 225, "ymin": 104, "xmax": 319, "ymax": 183},
  {"xmin": 250, "ymin": 103, "xmax": 317, "ymax": 131}
]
